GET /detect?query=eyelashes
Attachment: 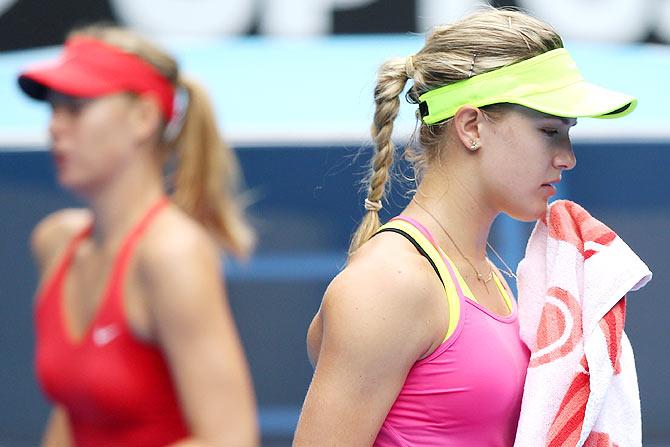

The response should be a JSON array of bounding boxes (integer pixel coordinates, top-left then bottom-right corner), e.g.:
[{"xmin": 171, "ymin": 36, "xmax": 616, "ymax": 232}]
[{"xmin": 541, "ymin": 128, "xmax": 559, "ymax": 137}]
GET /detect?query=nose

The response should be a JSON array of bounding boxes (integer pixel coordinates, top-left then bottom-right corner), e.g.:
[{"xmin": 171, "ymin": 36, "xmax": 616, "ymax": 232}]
[{"xmin": 554, "ymin": 140, "xmax": 577, "ymax": 171}]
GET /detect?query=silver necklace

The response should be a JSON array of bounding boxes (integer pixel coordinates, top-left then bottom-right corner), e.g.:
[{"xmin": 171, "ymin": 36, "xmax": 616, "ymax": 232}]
[{"xmin": 412, "ymin": 199, "xmax": 517, "ymax": 284}]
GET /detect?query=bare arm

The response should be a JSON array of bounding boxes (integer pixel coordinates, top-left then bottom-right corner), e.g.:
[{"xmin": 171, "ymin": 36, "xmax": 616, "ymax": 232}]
[
  {"xmin": 31, "ymin": 211, "xmax": 89, "ymax": 447},
  {"xmin": 41, "ymin": 407, "xmax": 72, "ymax": 447},
  {"xmin": 140, "ymin": 225, "xmax": 258, "ymax": 447},
  {"xmin": 294, "ymin": 253, "xmax": 440, "ymax": 446}
]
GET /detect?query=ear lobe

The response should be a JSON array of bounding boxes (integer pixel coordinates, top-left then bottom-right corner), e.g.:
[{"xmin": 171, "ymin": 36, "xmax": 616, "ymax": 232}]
[{"xmin": 453, "ymin": 105, "xmax": 484, "ymax": 151}]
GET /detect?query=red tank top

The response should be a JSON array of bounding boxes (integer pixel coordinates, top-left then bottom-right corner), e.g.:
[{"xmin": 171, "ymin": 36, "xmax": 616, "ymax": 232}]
[{"xmin": 34, "ymin": 198, "xmax": 190, "ymax": 447}]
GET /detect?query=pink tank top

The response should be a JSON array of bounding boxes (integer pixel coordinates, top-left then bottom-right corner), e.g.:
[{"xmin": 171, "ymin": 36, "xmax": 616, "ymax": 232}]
[{"xmin": 374, "ymin": 216, "xmax": 530, "ymax": 447}]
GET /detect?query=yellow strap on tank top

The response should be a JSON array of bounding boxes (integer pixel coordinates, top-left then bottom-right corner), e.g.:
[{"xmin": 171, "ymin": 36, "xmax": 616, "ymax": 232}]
[
  {"xmin": 377, "ymin": 220, "xmax": 460, "ymax": 342},
  {"xmin": 432, "ymin": 244, "xmax": 514, "ymax": 313}
]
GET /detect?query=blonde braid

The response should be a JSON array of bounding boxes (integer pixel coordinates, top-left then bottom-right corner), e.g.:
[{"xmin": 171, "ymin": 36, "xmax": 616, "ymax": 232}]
[{"xmin": 349, "ymin": 57, "xmax": 409, "ymax": 255}]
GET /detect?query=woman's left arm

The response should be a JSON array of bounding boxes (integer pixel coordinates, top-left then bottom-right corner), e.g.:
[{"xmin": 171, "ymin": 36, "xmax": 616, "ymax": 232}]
[{"xmin": 139, "ymin": 225, "xmax": 259, "ymax": 447}]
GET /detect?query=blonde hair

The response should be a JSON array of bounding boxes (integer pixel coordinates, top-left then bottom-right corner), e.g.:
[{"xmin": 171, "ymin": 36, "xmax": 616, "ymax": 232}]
[
  {"xmin": 69, "ymin": 25, "xmax": 255, "ymax": 258},
  {"xmin": 349, "ymin": 8, "xmax": 563, "ymax": 254}
]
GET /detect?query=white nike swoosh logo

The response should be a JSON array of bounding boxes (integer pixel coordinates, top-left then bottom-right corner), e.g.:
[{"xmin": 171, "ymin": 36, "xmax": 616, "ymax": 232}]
[{"xmin": 92, "ymin": 324, "xmax": 121, "ymax": 347}]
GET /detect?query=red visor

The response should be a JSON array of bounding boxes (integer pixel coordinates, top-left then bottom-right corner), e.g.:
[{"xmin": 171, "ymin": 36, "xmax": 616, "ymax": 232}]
[{"xmin": 18, "ymin": 37, "xmax": 175, "ymax": 120}]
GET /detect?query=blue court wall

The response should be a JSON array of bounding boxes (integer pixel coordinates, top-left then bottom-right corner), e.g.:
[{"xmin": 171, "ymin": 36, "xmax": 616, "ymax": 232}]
[
  {"xmin": 1, "ymin": 142, "xmax": 669, "ymax": 446},
  {"xmin": 0, "ymin": 37, "xmax": 669, "ymax": 446}
]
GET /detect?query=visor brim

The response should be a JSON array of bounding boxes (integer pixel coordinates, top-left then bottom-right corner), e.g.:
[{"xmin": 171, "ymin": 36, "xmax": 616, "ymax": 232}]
[
  {"xmin": 18, "ymin": 60, "xmax": 121, "ymax": 101},
  {"xmin": 512, "ymin": 80, "xmax": 637, "ymax": 119}
]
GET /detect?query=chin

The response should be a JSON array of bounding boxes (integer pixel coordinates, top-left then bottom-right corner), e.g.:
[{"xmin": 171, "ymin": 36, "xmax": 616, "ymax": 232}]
[
  {"xmin": 57, "ymin": 173, "xmax": 77, "ymax": 191},
  {"xmin": 58, "ymin": 172, "xmax": 80, "ymax": 189},
  {"xmin": 506, "ymin": 202, "xmax": 548, "ymax": 222},
  {"xmin": 58, "ymin": 175, "xmax": 97, "ymax": 199}
]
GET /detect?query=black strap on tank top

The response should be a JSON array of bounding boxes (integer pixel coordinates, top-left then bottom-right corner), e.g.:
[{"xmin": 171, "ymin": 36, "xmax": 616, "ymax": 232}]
[{"xmin": 374, "ymin": 227, "xmax": 445, "ymax": 288}]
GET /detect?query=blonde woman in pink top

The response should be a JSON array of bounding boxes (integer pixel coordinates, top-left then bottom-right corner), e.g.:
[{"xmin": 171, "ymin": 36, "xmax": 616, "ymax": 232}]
[{"xmin": 294, "ymin": 7, "xmax": 636, "ymax": 447}]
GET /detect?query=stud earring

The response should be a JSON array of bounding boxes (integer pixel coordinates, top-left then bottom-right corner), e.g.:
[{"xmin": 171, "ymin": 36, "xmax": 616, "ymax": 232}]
[{"xmin": 469, "ymin": 140, "xmax": 480, "ymax": 151}]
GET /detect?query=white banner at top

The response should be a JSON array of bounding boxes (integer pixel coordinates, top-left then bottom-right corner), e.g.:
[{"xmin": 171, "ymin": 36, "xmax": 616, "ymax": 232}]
[{"xmin": 102, "ymin": 0, "xmax": 670, "ymax": 42}]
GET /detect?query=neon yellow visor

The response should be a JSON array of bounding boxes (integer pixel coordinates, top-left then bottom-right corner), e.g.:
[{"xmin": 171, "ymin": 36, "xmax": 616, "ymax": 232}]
[{"xmin": 418, "ymin": 48, "xmax": 637, "ymax": 125}]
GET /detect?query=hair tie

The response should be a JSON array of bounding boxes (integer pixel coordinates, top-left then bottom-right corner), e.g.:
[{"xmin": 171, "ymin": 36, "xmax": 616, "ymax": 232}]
[
  {"xmin": 405, "ymin": 55, "xmax": 416, "ymax": 79},
  {"xmin": 364, "ymin": 198, "xmax": 383, "ymax": 212}
]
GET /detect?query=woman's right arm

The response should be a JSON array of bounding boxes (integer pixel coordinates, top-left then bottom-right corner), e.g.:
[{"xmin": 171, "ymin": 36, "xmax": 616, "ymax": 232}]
[
  {"xmin": 41, "ymin": 407, "xmax": 72, "ymax": 447},
  {"xmin": 31, "ymin": 210, "xmax": 88, "ymax": 447},
  {"xmin": 293, "ymin": 254, "xmax": 438, "ymax": 446}
]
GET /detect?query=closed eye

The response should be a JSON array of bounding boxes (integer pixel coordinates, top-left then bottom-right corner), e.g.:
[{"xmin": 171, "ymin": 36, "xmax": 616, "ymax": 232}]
[{"xmin": 541, "ymin": 128, "xmax": 559, "ymax": 137}]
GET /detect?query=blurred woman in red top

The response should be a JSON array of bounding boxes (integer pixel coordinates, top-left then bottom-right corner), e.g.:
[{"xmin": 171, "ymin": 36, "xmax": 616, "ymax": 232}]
[{"xmin": 19, "ymin": 25, "xmax": 259, "ymax": 447}]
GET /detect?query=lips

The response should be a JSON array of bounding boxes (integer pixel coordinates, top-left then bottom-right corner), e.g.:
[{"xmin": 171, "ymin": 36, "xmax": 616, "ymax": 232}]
[
  {"xmin": 540, "ymin": 179, "xmax": 559, "ymax": 197},
  {"xmin": 51, "ymin": 150, "xmax": 67, "ymax": 169},
  {"xmin": 542, "ymin": 178, "xmax": 561, "ymax": 188}
]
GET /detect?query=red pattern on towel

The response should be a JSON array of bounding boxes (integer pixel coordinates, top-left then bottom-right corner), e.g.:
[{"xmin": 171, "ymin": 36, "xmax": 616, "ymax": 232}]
[
  {"xmin": 600, "ymin": 298, "xmax": 626, "ymax": 375},
  {"xmin": 535, "ymin": 202, "xmax": 627, "ymax": 446},
  {"xmin": 546, "ymin": 201, "xmax": 617, "ymax": 260},
  {"xmin": 530, "ymin": 287, "xmax": 582, "ymax": 368}
]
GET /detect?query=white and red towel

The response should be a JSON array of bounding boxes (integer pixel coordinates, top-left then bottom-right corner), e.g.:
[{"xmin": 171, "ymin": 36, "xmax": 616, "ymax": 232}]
[{"xmin": 514, "ymin": 200, "xmax": 652, "ymax": 447}]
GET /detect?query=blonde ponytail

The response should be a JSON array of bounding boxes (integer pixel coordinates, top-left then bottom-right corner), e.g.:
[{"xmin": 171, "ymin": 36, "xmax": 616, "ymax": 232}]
[
  {"xmin": 171, "ymin": 77, "xmax": 255, "ymax": 258},
  {"xmin": 349, "ymin": 57, "xmax": 409, "ymax": 255}
]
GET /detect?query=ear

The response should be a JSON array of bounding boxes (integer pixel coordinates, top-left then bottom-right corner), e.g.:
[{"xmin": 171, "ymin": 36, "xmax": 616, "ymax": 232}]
[
  {"xmin": 129, "ymin": 94, "xmax": 164, "ymax": 144},
  {"xmin": 452, "ymin": 105, "xmax": 485, "ymax": 151}
]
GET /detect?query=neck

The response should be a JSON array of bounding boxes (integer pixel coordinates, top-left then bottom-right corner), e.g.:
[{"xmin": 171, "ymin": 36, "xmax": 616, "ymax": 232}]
[
  {"xmin": 404, "ymin": 163, "xmax": 497, "ymax": 262},
  {"xmin": 84, "ymin": 151, "xmax": 165, "ymax": 249}
]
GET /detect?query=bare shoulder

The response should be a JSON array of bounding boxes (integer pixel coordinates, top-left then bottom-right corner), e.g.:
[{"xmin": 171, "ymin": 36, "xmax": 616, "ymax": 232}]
[
  {"xmin": 320, "ymin": 232, "xmax": 444, "ymax": 360},
  {"xmin": 140, "ymin": 204, "xmax": 220, "ymax": 265},
  {"xmin": 31, "ymin": 208, "xmax": 91, "ymax": 270},
  {"xmin": 325, "ymin": 232, "xmax": 440, "ymax": 313},
  {"xmin": 135, "ymin": 204, "xmax": 222, "ymax": 311}
]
